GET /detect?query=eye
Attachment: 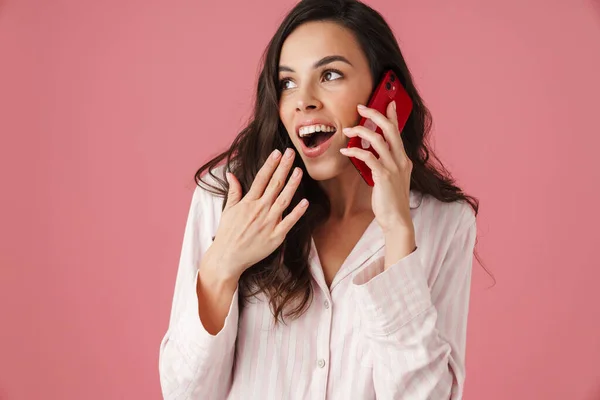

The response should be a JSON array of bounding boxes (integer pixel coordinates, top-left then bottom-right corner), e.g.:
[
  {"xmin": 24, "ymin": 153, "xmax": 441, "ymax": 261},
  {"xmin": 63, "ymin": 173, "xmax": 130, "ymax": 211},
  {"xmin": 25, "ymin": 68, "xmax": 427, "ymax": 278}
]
[
  {"xmin": 279, "ymin": 78, "xmax": 296, "ymax": 91},
  {"xmin": 279, "ymin": 69, "xmax": 343, "ymax": 92},
  {"xmin": 323, "ymin": 69, "xmax": 343, "ymax": 82}
]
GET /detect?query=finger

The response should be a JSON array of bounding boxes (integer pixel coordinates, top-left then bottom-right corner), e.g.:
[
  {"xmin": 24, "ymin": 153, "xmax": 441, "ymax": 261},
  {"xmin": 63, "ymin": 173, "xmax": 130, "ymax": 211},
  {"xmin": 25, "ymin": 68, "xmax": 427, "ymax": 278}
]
[
  {"xmin": 246, "ymin": 149, "xmax": 282, "ymax": 200},
  {"xmin": 224, "ymin": 172, "xmax": 242, "ymax": 210},
  {"xmin": 339, "ymin": 146, "xmax": 385, "ymax": 177},
  {"xmin": 357, "ymin": 104, "xmax": 404, "ymax": 158},
  {"xmin": 343, "ymin": 126, "xmax": 395, "ymax": 170},
  {"xmin": 386, "ymin": 100, "xmax": 410, "ymax": 161},
  {"xmin": 386, "ymin": 100, "xmax": 399, "ymax": 131},
  {"xmin": 262, "ymin": 148, "xmax": 296, "ymax": 203},
  {"xmin": 268, "ymin": 167, "xmax": 303, "ymax": 218},
  {"xmin": 274, "ymin": 198, "xmax": 309, "ymax": 239}
]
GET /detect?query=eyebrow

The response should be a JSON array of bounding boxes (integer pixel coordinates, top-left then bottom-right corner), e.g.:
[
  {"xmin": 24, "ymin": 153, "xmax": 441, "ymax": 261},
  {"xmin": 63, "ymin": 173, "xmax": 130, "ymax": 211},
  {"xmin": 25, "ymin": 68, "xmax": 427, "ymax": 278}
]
[{"xmin": 278, "ymin": 55, "xmax": 353, "ymax": 73}]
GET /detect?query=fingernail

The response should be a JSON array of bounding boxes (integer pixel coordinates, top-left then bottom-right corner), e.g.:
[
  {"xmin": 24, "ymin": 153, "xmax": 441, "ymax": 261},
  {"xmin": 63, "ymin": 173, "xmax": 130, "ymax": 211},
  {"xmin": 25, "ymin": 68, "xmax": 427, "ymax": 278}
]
[
  {"xmin": 293, "ymin": 168, "xmax": 300, "ymax": 178},
  {"xmin": 339, "ymin": 148, "xmax": 349, "ymax": 154},
  {"xmin": 272, "ymin": 149, "xmax": 282, "ymax": 160},
  {"xmin": 342, "ymin": 127, "xmax": 351, "ymax": 134},
  {"xmin": 285, "ymin": 148, "xmax": 294, "ymax": 159},
  {"xmin": 300, "ymin": 199, "xmax": 309, "ymax": 207},
  {"xmin": 392, "ymin": 101, "xmax": 396, "ymax": 111},
  {"xmin": 357, "ymin": 104, "xmax": 366, "ymax": 109}
]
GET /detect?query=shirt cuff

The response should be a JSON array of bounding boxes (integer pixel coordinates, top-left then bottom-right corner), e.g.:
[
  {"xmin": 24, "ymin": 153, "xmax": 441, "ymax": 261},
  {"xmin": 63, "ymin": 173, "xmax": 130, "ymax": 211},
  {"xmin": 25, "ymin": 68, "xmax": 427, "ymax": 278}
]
[{"xmin": 352, "ymin": 247, "xmax": 432, "ymax": 336}]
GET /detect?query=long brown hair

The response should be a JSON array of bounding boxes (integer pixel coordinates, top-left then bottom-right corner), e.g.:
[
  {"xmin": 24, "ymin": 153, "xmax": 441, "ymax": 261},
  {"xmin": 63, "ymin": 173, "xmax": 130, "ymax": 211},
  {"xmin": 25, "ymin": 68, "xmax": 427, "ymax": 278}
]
[{"xmin": 194, "ymin": 0, "xmax": 493, "ymax": 324}]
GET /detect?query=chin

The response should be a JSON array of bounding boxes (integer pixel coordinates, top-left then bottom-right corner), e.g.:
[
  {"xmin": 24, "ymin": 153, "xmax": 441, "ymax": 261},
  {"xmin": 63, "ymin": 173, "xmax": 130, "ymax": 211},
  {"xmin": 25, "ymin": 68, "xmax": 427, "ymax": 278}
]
[{"xmin": 300, "ymin": 152, "xmax": 348, "ymax": 182}]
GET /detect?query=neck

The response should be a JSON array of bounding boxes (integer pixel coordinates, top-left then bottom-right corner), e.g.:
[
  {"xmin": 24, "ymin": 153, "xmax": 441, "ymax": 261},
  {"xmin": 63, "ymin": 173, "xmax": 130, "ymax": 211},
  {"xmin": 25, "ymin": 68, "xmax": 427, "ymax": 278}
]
[{"xmin": 318, "ymin": 164, "xmax": 373, "ymax": 220}]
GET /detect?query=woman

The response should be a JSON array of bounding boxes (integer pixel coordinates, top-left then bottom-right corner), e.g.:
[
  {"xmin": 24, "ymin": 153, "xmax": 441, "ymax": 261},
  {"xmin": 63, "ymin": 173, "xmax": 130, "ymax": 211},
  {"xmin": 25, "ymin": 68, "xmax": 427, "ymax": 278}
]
[{"xmin": 159, "ymin": 0, "xmax": 486, "ymax": 398}]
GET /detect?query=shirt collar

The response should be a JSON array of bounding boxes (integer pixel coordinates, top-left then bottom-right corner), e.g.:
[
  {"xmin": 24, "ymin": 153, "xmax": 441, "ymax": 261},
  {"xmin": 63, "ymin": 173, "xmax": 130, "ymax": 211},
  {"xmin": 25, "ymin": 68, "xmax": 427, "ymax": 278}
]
[{"xmin": 309, "ymin": 190, "xmax": 422, "ymax": 290}]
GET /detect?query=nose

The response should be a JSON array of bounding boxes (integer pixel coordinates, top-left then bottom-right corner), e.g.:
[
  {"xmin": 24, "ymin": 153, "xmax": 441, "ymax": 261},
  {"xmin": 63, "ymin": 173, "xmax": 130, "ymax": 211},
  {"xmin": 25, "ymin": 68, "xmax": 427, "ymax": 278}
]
[{"xmin": 295, "ymin": 86, "xmax": 322, "ymax": 112}]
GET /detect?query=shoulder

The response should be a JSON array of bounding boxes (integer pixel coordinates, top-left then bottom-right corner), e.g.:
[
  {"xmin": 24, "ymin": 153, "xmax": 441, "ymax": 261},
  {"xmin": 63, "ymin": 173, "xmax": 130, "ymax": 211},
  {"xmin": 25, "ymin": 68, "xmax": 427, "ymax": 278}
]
[
  {"xmin": 412, "ymin": 193, "xmax": 477, "ymax": 283},
  {"xmin": 190, "ymin": 164, "xmax": 228, "ymax": 224},
  {"xmin": 193, "ymin": 163, "xmax": 228, "ymax": 199},
  {"xmin": 417, "ymin": 192, "xmax": 477, "ymax": 239}
]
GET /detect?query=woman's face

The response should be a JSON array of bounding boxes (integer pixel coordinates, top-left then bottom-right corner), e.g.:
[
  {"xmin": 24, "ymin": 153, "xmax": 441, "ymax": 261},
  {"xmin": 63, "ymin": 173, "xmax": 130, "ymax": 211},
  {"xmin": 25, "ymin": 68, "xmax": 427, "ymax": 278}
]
[{"xmin": 278, "ymin": 21, "xmax": 373, "ymax": 182}]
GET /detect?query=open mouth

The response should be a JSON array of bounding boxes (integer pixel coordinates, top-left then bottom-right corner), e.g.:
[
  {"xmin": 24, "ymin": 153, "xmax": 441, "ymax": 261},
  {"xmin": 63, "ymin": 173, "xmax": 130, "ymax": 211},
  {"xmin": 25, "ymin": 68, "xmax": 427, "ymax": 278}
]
[
  {"xmin": 302, "ymin": 131, "xmax": 335, "ymax": 148},
  {"xmin": 298, "ymin": 125, "xmax": 337, "ymax": 148}
]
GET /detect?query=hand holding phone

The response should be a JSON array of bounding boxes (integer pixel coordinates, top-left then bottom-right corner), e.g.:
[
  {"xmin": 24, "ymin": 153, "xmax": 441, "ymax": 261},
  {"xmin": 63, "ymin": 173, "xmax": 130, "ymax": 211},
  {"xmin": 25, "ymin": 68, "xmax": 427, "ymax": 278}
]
[{"xmin": 346, "ymin": 70, "xmax": 413, "ymax": 186}]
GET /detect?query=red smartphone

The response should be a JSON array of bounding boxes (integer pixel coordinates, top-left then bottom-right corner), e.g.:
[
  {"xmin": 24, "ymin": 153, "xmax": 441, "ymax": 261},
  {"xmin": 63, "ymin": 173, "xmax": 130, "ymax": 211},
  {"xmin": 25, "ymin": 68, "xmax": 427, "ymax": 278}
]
[{"xmin": 347, "ymin": 69, "xmax": 413, "ymax": 186}]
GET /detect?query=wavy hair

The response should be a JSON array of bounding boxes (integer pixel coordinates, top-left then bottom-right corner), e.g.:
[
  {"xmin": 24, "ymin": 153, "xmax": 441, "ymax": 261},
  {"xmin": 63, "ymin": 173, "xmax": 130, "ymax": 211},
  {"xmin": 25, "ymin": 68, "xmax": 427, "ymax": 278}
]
[{"xmin": 194, "ymin": 0, "xmax": 493, "ymax": 324}]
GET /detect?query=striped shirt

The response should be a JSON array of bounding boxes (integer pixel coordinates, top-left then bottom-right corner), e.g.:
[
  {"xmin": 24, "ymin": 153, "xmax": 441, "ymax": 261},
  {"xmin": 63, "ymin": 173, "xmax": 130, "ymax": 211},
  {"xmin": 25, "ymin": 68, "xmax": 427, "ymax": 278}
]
[{"xmin": 159, "ymin": 166, "xmax": 477, "ymax": 399}]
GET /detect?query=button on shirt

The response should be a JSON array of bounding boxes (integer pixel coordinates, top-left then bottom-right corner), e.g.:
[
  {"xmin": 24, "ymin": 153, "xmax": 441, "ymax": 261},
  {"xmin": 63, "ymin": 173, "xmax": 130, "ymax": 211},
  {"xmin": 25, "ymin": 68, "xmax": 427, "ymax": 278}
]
[{"xmin": 159, "ymin": 165, "xmax": 477, "ymax": 400}]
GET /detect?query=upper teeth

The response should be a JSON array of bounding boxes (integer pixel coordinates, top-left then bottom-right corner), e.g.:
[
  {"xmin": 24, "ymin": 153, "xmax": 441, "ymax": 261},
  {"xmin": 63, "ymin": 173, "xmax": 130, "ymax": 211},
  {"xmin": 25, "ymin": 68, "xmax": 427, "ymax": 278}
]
[{"xmin": 299, "ymin": 124, "xmax": 336, "ymax": 137}]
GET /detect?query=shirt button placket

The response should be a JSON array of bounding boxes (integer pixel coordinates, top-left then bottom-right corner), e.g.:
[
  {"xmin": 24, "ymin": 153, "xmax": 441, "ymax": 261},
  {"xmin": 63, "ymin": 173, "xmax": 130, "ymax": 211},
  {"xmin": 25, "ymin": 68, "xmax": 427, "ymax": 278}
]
[{"xmin": 316, "ymin": 292, "xmax": 332, "ymax": 399}]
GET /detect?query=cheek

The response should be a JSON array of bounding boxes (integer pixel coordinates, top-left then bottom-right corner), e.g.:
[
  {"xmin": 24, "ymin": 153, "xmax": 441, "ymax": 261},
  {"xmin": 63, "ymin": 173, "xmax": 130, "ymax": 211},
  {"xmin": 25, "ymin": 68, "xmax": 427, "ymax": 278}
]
[
  {"xmin": 328, "ymin": 91, "xmax": 361, "ymax": 120},
  {"xmin": 335, "ymin": 102, "xmax": 360, "ymax": 126},
  {"xmin": 279, "ymin": 101, "xmax": 296, "ymax": 137}
]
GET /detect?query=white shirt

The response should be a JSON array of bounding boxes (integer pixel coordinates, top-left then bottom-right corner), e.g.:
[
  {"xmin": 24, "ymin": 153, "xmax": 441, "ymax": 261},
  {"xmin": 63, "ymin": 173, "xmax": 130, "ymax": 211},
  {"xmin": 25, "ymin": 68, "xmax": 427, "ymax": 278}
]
[{"xmin": 159, "ymin": 165, "xmax": 477, "ymax": 399}]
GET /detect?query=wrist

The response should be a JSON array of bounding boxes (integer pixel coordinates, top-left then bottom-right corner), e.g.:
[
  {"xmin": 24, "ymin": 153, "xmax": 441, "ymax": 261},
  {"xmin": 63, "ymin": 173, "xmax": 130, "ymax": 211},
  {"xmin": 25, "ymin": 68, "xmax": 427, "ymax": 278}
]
[
  {"xmin": 383, "ymin": 228, "xmax": 417, "ymax": 270},
  {"xmin": 383, "ymin": 224, "xmax": 414, "ymax": 241},
  {"xmin": 199, "ymin": 250, "xmax": 241, "ymax": 289}
]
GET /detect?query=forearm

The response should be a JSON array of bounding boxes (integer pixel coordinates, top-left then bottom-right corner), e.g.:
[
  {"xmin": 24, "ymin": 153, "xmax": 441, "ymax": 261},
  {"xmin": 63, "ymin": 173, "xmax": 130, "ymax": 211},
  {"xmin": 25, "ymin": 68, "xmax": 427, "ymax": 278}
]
[
  {"xmin": 369, "ymin": 307, "xmax": 458, "ymax": 399},
  {"xmin": 353, "ymin": 215, "xmax": 477, "ymax": 399},
  {"xmin": 197, "ymin": 251, "xmax": 240, "ymax": 335},
  {"xmin": 383, "ymin": 227, "xmax": 417, "ymax": 270},
  {"xmin": 159, "ymin": 254, "xmax": 240, "ymax": 399},
  {"xmin": 353, "ymin": 251, "xmax": 462, "ymax": 399}
]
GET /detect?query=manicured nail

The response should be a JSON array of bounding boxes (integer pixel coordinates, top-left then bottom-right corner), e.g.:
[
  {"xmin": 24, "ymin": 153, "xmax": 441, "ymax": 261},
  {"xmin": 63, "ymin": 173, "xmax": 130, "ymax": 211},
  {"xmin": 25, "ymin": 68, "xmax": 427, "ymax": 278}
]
[
  {"xmin": 300, "ymin": 199, "xmax": 309, "ymax": 207},
  {"xmin": 285, "ymin": 148, "xmax": 294, "ymax": 159},
  {"xmin": 342, "ymin": 127, "xmax": 351, "ymax": 134},
  {"xmin": 357, "ymin": 104, "xmax": 366, "ymax": 109},
  {"xmin": 272, "ymin": 149, "xmax": 282, "ymax": 159},
  {"xmin": 293, "ymin": 168, "xmax": 301, "ymax": 178},
  {"xmin": 392, "ymin": 100, "xmax": 396, "ymax": 111},
  {"xmin": 339, "ymin": 148, "xmax": 349, "ymax": 154}
]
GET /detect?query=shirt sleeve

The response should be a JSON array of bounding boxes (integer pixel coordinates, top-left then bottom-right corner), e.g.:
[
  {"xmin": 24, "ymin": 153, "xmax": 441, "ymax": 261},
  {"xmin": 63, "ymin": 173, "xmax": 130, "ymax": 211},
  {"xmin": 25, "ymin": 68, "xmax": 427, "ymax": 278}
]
[
  {"xmin": 158, "ymin": 183, "xmax": 240, "ymax": 400},
  {"xmin": 351, "ymin": 208, "xmax": 477, "ymax": 400}
]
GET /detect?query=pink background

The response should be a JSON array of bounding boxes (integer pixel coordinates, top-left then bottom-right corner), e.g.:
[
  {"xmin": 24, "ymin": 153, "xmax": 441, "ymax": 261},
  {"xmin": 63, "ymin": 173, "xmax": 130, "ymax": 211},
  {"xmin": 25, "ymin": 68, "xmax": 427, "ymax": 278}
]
[{"xmin": 1, "ymin": 0, "xmax": 599, "ymax": 399}]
